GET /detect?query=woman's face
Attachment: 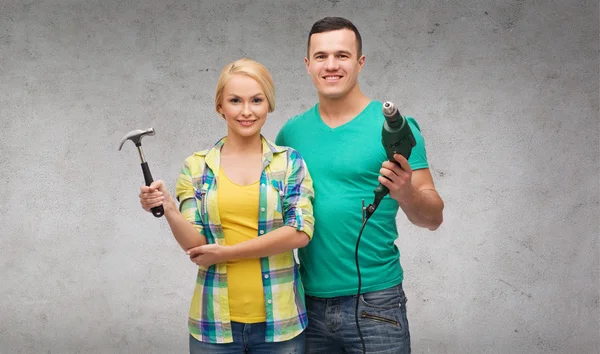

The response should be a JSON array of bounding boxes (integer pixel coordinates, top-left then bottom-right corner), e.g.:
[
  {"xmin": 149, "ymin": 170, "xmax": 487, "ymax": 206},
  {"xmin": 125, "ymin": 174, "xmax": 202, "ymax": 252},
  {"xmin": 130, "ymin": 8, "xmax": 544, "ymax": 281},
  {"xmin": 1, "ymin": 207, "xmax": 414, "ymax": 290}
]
[{"xmin": 218, "ymin": 74, "xmax": 269, "ymax": 140}]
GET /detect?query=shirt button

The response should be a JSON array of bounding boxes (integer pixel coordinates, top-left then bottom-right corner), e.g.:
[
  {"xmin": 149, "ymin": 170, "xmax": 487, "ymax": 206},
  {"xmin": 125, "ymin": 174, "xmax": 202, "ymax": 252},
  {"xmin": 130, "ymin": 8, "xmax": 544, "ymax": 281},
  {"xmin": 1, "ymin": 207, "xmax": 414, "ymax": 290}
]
[
  {"xmin": 264, "ymin": 274, "xmax": 269, "ymax": 279},
  {"xmin": 267, "ymin": 300, "xmax": 272, "ymax": 304},
  {"xmin": 260, "ymin": 230, "xmax": 265, "ymax": 234},
  {"xmin": 261, "ymin": 183, "xmax": 265, "ymax": 187},
  {"xmin": 279, "ymin": 191, "xmax": 284, "ymax": 197},
  {"xmin": 260, "ymin": 207, "xmax": 265, "ymax": 212}
]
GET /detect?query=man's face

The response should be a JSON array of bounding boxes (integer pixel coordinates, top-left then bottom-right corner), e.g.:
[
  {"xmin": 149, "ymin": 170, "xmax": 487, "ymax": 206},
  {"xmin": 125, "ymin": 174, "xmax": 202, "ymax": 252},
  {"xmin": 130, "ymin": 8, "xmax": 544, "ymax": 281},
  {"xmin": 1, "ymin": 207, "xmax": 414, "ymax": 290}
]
[{"xmin": 305, "ymin": 29, "xmax": 365, "ymax": 100}]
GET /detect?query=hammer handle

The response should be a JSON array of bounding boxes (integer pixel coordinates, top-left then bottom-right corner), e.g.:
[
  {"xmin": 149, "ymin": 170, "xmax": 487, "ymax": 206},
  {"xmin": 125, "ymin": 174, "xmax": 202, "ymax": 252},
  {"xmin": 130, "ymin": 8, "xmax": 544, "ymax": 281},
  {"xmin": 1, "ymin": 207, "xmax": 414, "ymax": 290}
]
[{"xmin": 141, "ymin": 162, "xmax": 164, "ymax": 218}]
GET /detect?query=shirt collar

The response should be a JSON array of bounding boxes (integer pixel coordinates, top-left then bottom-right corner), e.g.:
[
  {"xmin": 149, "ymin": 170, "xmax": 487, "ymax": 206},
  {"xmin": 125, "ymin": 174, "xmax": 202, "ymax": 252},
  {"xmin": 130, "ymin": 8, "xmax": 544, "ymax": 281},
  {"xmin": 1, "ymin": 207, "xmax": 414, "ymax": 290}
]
[{"xmin": 201, "ymin": 135, "xmax": 286, "ymax": 171}]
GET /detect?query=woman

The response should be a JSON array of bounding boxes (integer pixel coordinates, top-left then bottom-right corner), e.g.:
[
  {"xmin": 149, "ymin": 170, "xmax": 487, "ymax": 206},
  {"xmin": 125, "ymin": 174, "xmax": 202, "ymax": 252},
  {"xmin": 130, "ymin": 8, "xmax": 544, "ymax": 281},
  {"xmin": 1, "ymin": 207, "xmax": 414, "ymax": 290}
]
[{"xmin": 139, "ymin": 58, "xmax": 314, "ymax": 353}]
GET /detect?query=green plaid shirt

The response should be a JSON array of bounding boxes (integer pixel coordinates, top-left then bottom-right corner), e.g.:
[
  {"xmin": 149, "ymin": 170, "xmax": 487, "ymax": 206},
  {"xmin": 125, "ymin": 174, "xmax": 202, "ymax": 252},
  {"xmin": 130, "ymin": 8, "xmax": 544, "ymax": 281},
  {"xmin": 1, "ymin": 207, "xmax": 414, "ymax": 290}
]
[{"xmin": 175, "ymin": 136, "xmax": 315, "ymax": 343}]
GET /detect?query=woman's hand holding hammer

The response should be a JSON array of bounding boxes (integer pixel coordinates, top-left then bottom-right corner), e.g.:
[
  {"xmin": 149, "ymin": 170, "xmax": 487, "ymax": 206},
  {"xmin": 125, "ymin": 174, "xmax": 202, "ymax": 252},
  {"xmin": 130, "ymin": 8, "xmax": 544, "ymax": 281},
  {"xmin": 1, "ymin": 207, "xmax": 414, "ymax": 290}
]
[
  {"xmin": 139, "ymin": 180, "xmax": 177, "ymax": 213},
  {"xmin": 138, "ymin": 181, "xmax": 207, "ymax": 250}
]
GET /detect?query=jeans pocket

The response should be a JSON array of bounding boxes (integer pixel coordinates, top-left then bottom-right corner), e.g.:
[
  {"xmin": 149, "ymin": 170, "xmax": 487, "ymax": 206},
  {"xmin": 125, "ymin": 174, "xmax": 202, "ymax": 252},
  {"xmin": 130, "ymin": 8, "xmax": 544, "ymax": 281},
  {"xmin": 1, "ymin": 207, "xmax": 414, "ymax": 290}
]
[
  {"xmin": 360, "ymin": 311, "xmax": 400, "ymax": 327},
  {"xmin": 357, "ymin": 286, "xmax": 411, "ymax": 351},
  {"xmin": 359, "ymin": 285, "xmax": 404, "ymax": 310}
]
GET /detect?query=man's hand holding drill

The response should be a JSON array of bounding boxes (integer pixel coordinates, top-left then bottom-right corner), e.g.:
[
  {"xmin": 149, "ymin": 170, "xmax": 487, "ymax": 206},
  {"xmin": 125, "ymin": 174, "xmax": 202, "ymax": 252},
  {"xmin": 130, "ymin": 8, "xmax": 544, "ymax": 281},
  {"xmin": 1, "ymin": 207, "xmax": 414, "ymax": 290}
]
[{"xmin": 378, "ymin": 154, "xmax": 416, "ymax": 205}]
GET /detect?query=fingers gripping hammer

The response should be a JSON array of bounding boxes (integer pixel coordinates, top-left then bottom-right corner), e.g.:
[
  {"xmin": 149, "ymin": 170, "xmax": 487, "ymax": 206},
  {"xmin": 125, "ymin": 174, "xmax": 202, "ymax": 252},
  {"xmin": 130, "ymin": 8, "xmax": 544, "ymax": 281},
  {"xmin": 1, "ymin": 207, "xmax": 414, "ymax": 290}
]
[{"xmin": 118, "ymin": 127, "xmax": 164, "ymax": 218}]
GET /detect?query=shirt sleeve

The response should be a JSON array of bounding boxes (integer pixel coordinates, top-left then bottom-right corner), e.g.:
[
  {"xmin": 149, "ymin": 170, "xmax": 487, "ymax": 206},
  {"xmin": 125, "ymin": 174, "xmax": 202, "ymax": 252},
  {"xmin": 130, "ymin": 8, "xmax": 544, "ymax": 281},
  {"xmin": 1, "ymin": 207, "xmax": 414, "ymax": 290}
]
[
  {"xmin": 282, "ymin": 149, "xmax": 315, "ymax": 239},
  {"xmin": 174, "ymin": 156, "xmax": 204, "ymax": 235},
  {"xmin": 407, "ymin": 117, "xmax": 430, "ymax": 170}
]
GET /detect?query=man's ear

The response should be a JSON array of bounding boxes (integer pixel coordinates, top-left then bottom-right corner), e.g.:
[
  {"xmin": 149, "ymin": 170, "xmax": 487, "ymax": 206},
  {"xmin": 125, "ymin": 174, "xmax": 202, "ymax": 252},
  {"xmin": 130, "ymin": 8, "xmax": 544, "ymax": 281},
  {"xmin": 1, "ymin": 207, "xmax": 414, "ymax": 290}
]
[
  {"xmin": 358, "ymin": 55, "xmax": 366, "ymax": 71},
  {"xmin": 305, "ymin": 57, "xmax": 310, "ymax": 73}
]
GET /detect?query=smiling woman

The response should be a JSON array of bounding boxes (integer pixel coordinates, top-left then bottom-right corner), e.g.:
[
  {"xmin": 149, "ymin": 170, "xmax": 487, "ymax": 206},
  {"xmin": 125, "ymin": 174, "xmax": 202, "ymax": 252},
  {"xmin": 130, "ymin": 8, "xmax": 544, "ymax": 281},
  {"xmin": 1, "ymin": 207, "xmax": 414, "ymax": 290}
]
[
  {"xmin": 219, "ymin": 74, "xmax": 269, "ymax": 141},
  {"xmin": 215, "ymin": 58, "xmax": 276, "ymax": 117},
  {"xmin": 136, "ymin": 58, "xmax": 315, "ymax": 354},
  {"xmin": 214, "ymin": 60, "xmax": 276, "ymax": 185}
]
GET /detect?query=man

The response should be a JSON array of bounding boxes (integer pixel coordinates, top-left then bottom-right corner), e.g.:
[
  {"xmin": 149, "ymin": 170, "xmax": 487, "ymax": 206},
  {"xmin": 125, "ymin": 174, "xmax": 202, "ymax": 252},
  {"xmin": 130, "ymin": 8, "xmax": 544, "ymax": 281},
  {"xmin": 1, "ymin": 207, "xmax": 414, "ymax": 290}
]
[{"xmin": 275, "ymin": 17, "xmax": 444, "ymax": 353}]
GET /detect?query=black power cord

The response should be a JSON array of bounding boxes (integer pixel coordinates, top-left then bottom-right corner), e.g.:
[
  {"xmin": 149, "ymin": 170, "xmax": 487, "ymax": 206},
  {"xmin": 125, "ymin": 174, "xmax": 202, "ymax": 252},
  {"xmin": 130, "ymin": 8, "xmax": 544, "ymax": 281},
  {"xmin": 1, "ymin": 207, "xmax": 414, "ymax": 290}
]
[
  {"xmin": 355, "ymin": 202, "xmax": 379, "ymax": 354},
  {"xmin": 354, "ymin": 217, "xmax": 369, "ymax": 354}
]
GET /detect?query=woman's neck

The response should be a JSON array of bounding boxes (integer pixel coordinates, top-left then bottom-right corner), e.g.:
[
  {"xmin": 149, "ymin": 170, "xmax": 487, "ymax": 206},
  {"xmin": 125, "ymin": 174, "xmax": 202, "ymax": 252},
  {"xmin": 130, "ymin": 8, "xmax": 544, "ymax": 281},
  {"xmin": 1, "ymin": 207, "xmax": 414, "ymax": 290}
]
[{"xmin": 221, "ymin": 133, "xmax": 262, "ymax": 156}]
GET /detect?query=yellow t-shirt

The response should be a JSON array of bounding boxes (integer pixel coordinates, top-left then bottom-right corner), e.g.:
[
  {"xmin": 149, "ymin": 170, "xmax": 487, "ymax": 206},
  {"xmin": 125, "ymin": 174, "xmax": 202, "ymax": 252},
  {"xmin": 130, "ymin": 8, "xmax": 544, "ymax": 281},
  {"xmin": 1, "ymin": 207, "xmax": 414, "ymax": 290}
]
[{"xmin": 217, "ymin": 166, "xmax": 266, "ymax": 323}]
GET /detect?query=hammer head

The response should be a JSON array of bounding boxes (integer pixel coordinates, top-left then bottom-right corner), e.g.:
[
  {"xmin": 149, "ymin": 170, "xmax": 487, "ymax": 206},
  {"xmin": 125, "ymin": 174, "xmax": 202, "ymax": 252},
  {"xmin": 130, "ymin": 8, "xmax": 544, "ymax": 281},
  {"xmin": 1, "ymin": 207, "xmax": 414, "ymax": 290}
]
[{"xmin": 118, "ymin": 128, "xmax": 155, "ymax": 151}]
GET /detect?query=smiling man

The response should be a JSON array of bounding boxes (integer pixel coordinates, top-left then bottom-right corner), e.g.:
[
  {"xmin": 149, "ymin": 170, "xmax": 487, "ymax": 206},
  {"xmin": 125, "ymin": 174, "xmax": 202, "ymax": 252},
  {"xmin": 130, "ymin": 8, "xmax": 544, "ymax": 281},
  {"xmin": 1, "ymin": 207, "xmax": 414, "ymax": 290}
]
[{"xmin": 276, "ymin": 17, "xmax": 445, "ymax": 353}]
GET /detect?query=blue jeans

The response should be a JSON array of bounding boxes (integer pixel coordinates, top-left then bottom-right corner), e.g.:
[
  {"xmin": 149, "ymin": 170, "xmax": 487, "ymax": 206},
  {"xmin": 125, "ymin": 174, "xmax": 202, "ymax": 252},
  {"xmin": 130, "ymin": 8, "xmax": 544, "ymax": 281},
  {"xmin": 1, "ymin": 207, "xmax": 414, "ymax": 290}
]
[
  {"xmin": 305, "ymin": 283, "xmax": 411, "ymax": 354},
  {"xmin": 189, "ymin": 321, "xmax": 305, "ymax": 354}
]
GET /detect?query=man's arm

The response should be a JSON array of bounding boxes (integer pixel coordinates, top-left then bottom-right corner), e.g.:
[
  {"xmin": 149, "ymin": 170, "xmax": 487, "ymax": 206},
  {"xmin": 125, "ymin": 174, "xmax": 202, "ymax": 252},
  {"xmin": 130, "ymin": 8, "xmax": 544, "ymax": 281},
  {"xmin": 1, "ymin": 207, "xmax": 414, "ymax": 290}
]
[
  {"xmin": 398, "ymin": 168, "xmax": 444, "ymax": 230},
  {"xmin": 379, "ymin": 154, "xmax": 444, "ymax": 230}
]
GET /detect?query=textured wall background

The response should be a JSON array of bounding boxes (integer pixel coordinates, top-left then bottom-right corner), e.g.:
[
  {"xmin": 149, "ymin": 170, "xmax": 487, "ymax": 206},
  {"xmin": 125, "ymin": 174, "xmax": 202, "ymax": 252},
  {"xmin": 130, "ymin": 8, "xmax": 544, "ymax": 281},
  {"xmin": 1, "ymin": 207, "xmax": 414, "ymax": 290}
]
[{"xmin": 1, "ymin": 0, "xmax": 598, "ymax": 353}]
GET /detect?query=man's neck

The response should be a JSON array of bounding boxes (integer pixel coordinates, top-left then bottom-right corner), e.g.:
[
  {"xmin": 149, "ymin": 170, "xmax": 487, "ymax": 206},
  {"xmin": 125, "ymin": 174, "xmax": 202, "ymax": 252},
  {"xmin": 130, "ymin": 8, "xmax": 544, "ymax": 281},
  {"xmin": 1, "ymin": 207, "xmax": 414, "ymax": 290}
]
[{"xmin": 318, "ymin": 87, "xmax": 371, "ymax": 128}]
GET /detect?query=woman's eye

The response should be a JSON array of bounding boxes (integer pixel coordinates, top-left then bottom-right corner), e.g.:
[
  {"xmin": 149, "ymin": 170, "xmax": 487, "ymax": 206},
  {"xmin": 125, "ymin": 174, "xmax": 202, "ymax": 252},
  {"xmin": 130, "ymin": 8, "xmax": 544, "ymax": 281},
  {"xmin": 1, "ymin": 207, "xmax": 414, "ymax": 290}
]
[
  {"xmin": 253, "ymin": 98, "xmax": 263, "ymax": 103},
  {"xmin": 229, "ymin": 98, "xmax": 240, "ymax": 103}
]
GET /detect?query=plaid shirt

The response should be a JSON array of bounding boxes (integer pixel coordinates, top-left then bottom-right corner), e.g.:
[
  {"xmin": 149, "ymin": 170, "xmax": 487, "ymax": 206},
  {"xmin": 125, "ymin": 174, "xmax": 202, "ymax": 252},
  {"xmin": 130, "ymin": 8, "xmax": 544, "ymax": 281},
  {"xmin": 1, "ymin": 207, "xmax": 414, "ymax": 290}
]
[{"xmin": 175, "ymin": 136, "xmax": 315, "ymax": 344}]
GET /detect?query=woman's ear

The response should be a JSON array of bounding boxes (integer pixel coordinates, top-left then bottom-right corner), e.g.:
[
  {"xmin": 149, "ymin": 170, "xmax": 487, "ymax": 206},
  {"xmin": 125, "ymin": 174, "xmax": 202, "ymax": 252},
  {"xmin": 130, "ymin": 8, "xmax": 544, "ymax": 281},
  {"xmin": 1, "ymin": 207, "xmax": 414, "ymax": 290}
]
[{"xmin": 217, "ymin": 105, "xmax": 225, "ymax": 119}]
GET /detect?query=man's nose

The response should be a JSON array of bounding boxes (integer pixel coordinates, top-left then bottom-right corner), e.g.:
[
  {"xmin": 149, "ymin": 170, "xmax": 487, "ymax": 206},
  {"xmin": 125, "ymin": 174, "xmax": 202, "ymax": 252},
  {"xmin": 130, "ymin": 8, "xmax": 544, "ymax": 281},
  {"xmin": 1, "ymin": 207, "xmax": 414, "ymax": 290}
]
[{"xmin": 325, "ymin": 56, "xmax": 339, "ymax": 70}]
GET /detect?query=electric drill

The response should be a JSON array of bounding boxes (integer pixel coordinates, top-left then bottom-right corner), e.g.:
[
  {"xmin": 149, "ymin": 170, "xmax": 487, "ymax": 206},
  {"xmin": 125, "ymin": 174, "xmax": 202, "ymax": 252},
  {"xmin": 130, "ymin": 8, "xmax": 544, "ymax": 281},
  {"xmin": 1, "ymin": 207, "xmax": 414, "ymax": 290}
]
[{"xmin": 365, "ymin": 101, "xmax": 416, "ymax": 218}]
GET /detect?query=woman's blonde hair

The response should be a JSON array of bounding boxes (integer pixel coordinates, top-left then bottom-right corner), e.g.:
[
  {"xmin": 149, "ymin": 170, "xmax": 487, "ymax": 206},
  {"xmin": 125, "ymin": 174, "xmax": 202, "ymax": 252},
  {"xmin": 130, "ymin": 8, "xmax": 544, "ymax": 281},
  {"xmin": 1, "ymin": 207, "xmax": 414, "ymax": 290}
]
[{"xmin": 215, "ymin": 58, "xmax": 275, "ymax": 117}]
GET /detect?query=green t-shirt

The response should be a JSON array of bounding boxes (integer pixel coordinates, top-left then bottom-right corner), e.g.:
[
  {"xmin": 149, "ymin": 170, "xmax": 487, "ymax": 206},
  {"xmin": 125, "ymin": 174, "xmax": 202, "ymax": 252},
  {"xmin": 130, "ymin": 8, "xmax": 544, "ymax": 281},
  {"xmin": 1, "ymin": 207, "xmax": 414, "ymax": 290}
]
[{"xmin": 276, "ymin": 100, "xmax": 429, "ymax": 297}]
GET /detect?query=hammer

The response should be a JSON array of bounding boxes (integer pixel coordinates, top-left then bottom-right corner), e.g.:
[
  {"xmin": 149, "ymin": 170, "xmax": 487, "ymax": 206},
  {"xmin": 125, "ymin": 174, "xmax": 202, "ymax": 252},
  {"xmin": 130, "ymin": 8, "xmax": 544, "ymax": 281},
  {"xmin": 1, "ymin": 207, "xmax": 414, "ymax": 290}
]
[{"xmin": 118, "ymin": 127, "xmax": 164, "ymax": 218}]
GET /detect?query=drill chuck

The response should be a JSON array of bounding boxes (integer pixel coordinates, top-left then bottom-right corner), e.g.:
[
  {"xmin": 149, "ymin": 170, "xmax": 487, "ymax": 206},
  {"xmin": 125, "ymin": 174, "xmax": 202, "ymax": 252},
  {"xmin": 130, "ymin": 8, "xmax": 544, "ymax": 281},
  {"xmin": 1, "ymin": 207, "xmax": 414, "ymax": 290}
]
[
  {"xmin": 382, "ymin": 101, "xmax": 403, "ymax": 129},
  {"xmin": 382, "ymin": 101, "xmax": 396, "ymax": 115}
]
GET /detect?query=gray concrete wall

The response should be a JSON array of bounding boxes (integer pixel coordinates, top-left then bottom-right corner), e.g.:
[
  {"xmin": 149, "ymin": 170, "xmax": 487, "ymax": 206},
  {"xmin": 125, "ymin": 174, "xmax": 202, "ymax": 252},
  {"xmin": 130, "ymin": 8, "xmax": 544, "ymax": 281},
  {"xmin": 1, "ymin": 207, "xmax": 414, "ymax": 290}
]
[{"xmin": 1, "ymin": 0, "xmax": 598, "ymax": 353}]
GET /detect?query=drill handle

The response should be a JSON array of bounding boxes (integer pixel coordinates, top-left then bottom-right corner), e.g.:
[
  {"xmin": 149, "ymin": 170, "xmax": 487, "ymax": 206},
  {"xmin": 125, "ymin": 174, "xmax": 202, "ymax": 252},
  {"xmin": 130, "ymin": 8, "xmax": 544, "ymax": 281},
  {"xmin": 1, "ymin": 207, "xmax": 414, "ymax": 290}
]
[
  {"xmin": 376, "ymin": 150, "xmax": 406, "ymax": 197},
  {"xmin": 374, "ymin": 183, "xmax": 389, "ymax": 198}
]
